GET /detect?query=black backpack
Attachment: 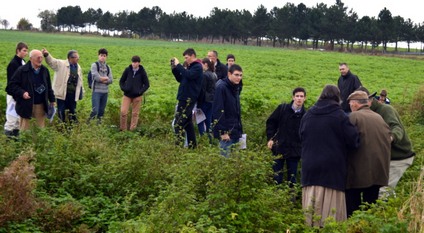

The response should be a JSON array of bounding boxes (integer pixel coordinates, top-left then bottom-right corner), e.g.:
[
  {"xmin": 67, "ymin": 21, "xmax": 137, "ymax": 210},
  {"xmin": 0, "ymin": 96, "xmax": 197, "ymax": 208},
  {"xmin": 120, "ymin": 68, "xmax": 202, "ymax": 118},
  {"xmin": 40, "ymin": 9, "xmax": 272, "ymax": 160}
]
[{"xmin": 87, "ymin": 62, "xmax": 110, "ymax": 89}]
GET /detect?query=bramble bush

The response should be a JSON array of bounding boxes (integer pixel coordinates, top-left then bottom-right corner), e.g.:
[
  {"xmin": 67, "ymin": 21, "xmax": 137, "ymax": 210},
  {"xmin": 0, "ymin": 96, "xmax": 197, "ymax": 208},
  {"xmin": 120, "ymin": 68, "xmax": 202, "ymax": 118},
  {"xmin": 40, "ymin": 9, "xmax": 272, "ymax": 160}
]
[{"xmin": 0, "ymin": 152, "xmax": 38, "ymax": 226}]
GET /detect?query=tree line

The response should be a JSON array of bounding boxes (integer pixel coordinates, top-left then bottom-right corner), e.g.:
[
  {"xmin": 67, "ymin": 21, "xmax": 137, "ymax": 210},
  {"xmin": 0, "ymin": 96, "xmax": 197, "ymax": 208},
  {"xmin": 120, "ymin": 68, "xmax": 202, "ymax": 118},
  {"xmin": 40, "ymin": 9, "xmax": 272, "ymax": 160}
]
[{"xmin": 6, "ymin": 0, "xmax": 424, "ymax": 52}]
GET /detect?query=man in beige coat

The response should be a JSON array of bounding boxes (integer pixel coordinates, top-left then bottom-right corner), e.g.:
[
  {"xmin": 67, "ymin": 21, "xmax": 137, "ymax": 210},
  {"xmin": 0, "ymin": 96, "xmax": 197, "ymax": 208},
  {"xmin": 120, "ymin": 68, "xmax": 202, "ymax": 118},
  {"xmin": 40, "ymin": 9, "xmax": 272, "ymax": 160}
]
[
  {"xmin": 42, "ymin": 48, "xmax": 84, "ymax": 123},
  {"xmin": 346, "ymin": 91, "xmax": 391, "ymax": 217}
]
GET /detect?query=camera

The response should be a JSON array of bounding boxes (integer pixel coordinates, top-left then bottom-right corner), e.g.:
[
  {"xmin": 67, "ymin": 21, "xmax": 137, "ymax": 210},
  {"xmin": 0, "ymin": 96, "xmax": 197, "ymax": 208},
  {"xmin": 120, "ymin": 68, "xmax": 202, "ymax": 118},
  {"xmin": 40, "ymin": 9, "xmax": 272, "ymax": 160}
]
[{"xmin": 170, "ymin": 58, "xmax": 175, "ymax": 68}]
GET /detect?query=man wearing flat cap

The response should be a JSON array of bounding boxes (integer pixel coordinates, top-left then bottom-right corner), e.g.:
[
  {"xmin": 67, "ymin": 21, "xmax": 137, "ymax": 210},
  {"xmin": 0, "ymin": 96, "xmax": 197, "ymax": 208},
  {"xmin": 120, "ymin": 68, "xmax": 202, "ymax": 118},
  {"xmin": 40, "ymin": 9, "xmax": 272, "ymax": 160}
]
[
  {"xmin": 345, "ymin": 90, "xmax": 392, "ymax": 217},
  {"xmin": 356, "ymin": 86, "xmax": 415, "ymax": 199}
]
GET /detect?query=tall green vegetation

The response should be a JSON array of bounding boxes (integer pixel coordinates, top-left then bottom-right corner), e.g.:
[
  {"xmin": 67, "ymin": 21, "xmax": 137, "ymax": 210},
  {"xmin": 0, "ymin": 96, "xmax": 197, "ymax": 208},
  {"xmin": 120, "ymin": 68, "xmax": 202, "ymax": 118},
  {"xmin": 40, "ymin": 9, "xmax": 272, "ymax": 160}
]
[{"xmin": 0, "ymin": 31, "xmax": 423, "ymax": 232}]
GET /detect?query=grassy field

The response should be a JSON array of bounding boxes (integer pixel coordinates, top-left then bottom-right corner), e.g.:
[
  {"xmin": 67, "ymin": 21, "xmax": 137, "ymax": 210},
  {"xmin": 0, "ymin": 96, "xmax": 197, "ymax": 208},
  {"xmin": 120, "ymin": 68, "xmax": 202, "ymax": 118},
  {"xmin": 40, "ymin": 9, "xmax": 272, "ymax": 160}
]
[{"xmin": 0, "ymin": 30, "xmax": 423, "ymax": 232}]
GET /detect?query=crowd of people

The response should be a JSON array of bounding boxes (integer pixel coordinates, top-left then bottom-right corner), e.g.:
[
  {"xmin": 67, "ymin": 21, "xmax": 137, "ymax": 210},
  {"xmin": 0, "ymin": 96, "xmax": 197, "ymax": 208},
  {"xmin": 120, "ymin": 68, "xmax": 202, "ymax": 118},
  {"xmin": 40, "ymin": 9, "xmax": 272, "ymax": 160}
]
[
  {"xmin": 265, "ymin": 63, "xmax": 415, "ymax": 226},
  {"xmin": 3, "ymin": 42, "xmax": 416, "ymax": 227},
  {"xmin": 4, "ymin": 42, "xmax": 150, "ymax": 134}
]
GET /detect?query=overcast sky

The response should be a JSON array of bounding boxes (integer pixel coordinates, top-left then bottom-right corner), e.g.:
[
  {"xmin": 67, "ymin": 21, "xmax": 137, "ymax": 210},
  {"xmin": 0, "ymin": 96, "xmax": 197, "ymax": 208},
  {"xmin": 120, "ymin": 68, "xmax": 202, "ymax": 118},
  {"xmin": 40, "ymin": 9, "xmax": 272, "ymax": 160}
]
[{"xmin": 1, "ymin": 0, "xmax": 423, "ymax": 29}]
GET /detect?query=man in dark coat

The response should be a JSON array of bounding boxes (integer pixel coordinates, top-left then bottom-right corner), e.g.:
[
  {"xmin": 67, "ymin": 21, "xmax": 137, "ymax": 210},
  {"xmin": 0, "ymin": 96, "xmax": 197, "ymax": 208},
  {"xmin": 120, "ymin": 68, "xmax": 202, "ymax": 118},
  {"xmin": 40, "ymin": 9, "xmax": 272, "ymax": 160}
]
[
  {"xmin": 266, "ymin": 87, "xmax": 306, "ymax": 185},
  {"xmin": 4, "ymin": 42, "xmax": 28, "ymax": 138},
  {"xmin": 212, "ymin": 64, "xmax": 243, "ymax": 157},
  {"xmin": 207, "ymin": 50, "xmax": 228, "ymax": 80},
  {"xmin": 6, "ymin": 49, "xmax": 55, "ymax": 130},
  {"xmin": 119, "ymin": 55, "xmax": 150, "ymax": 131},
  {"xmin": 171, "ymin": 48, "xmax": 203, "ymax": 148},
  {"xmin": 337, "ymin": 63, "xmax": 362, "ymax": 113}
]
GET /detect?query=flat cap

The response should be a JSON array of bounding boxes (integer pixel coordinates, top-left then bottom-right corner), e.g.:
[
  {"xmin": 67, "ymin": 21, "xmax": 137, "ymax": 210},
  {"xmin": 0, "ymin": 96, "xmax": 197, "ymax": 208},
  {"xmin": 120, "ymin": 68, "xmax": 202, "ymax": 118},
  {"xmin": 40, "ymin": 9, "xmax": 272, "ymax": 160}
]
[{"xmin": 347, "ymin": 91, "xmax": 369, "ymax": 101}]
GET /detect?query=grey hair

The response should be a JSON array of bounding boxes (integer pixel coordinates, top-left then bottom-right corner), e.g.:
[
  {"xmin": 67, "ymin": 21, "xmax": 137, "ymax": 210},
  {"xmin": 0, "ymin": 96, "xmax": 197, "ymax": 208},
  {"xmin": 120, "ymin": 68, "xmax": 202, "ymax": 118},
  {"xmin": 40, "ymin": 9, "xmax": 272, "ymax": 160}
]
[{"xmin": 67, "ymin": 50, "xmax": 78, "ymax": 59}]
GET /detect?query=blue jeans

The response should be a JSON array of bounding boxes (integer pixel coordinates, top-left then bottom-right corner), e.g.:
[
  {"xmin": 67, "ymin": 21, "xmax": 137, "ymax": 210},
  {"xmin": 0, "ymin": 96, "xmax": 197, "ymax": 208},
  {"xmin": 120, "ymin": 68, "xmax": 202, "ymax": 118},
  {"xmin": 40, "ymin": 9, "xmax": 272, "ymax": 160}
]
[
  {"xmin": 57, "ymin": 93, "xmax": 77, "ymax": 123},
  {"xmin": 89, "ymin": 92, "xmax": 108, "ymax": 121},
  {"xmin": 273, "ymin": 157, "xmax": 299, "ymax": 186},
  {"xmin": 219, "ymin": 138, "xmax": 239, "ymax": 158}
]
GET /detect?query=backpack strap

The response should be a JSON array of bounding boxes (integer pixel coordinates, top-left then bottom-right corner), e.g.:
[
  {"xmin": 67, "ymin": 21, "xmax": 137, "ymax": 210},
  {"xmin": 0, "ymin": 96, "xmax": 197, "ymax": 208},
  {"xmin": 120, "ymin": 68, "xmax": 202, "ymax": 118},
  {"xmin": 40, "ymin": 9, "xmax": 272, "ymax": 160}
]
[
  {"xmin": 105, "ymin": 64, "xmax": 110, "ymax": 76},
  {"xmin": 92, "ymin": 62, "xmax": 100, "ymax": 91}
]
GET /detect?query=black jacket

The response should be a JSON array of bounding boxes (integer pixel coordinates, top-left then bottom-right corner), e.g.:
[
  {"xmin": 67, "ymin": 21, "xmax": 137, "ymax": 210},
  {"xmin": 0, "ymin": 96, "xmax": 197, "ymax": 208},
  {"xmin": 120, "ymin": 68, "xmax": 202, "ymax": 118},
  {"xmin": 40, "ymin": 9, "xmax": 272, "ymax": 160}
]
[
  {"xmin": 215, "ymin": 59, "xmax": 228, "ymax": 80},
  {"xmin": 266, "ymin": 101, "xmax": 305, "ymax": 159},
  {"xmin": 120, "ymin": 65, "xmax": 150, "ymax": 98},
  {"xmin": 300, "ymin": 99, "xmax": 359, "ymax": 191},
  {"xmin": 172, "ymin": 60, "xmax": 203, "ymax": 102},
  {"xmin": 337, "ymin": 71, "xmax": 362, "ymax": 112},
  {"xmin": 6, "ymin": 63, "xmax": 55, "ymax": 119},
  {"xmin": 6, "ymin": 55, "xmax": 25, "ymax": 86},
  {"xmin": 197, "ymin": 70, "xmax": 217, "ymax": 105},
  {"xmin": 212, "ymin": 78, "xmax": 243, "ymax": 139}
]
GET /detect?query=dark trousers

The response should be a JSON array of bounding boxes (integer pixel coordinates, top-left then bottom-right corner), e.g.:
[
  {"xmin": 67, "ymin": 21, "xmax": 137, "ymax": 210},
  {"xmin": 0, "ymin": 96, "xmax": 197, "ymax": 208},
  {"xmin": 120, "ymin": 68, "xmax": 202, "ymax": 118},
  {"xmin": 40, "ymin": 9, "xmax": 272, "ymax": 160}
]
[
  {"xmin": 273, "ymin": 157, "xmax": 299, "ymax": 186},
  {"xmin": 57, "ymin": 93, "xmax": 77, "ymax": 123},
  {"xmin": 345, "ymin": 185, "xmax": 381, "ymax": 217},
  {"xmin": 174, "ymin": 100, "xmax": 196, "ymax": 148}
]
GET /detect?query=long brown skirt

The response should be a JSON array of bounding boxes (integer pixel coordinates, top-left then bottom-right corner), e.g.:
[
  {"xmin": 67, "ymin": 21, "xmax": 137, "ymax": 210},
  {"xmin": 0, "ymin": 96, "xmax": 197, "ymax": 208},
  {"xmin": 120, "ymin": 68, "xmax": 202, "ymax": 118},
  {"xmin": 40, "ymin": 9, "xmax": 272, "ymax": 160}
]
[{"xmin": 302, "ymin": 186, "xmax": 347, "ymax": 227}]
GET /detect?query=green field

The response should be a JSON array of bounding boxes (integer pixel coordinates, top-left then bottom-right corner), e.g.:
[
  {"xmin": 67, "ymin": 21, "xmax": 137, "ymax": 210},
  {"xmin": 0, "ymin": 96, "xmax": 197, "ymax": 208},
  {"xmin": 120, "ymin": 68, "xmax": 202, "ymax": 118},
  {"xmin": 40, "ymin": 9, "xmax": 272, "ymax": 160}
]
[{"xmin": 0, "ymin": 30, "xmax": 423, "ymax": 232}]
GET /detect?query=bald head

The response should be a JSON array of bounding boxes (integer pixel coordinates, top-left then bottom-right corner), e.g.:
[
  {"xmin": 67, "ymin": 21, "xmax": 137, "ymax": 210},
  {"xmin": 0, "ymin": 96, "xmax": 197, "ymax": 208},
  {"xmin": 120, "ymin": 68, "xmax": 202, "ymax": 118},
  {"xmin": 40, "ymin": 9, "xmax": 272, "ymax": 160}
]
[{"xmin": 29, "ymin": 49, "xmax": 44, "ymax": 69}]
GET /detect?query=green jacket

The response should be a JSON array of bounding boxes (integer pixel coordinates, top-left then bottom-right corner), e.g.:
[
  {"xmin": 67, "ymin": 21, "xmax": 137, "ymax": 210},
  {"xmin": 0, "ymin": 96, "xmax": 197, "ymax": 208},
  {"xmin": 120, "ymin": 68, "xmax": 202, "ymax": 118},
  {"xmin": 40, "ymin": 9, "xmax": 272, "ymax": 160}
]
[{"xmin": 370, "ymin": 99, "xmax": 415, "ymax": 160}]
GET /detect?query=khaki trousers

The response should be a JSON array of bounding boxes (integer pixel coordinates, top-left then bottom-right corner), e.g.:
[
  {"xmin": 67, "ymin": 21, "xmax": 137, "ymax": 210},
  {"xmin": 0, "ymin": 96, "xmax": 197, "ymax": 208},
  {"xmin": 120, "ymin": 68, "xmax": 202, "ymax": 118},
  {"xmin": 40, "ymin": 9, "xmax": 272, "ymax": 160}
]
[
  {"xmin": 379, "ymin": 156, "xmax": 415, "ymax": 198},
  {"xmin": 20, "ymin": 104, "xmax": 46, "ymax": 130},
  {"xmin": 120, "ymin": 96, "xmax": 142, "ymax": 131}
]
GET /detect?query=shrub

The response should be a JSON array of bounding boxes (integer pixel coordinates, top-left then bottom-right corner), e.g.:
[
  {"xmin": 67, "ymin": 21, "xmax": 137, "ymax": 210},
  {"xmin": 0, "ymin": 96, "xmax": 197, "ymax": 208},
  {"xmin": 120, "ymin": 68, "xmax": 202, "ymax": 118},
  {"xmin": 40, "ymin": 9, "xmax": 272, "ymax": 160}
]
[{"xmin": 0, "ymin": 151, "xmax": 38, "ymax": 226}]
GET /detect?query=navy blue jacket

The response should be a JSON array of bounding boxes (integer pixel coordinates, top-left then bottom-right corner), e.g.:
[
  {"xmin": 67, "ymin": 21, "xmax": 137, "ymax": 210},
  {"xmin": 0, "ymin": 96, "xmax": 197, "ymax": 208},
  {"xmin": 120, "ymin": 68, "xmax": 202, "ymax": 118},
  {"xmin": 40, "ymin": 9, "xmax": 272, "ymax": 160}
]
[
  {"xmin": 212, "ymin": 78, "xmax": 243, "ymax": 140},
  {"xmin": 6, "ymin": 62, "xmax": 55, "ymax": 119},
  {"xmin": 300, "ymin": 99, "xmax": 359, "ymax": 191},
  {"xmin": 120, "ymin": 65, "xmax": 150, "ymax": 98},
  {"xmin": 172, "ymin": 60, "xmax": 203, "ymax": 102}
]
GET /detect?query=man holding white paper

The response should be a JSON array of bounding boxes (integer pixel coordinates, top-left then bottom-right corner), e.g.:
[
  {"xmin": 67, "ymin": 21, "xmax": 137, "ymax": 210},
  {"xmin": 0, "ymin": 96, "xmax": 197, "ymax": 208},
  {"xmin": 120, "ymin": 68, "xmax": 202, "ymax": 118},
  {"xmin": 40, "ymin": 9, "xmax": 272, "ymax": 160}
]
[
  {"xmin": 4, "ymin": 42, "xmax": 28, "ymax": 138},
  {"xmin": 212, "ymin": 64, "xmax": 244, "ymax": 157}
]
